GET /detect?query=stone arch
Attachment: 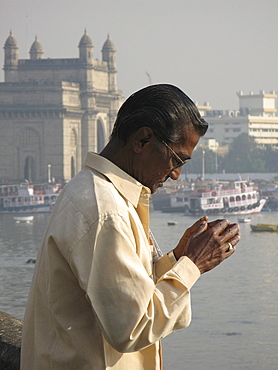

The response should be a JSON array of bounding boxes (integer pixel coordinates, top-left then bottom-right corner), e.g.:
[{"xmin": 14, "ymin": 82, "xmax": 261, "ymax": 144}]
[{"xmin": 97, "ymin": 118, "xmax": 105, "ymax": 153}]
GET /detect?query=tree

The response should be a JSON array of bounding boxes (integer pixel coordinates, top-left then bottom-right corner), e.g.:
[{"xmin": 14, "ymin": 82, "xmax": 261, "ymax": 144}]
[
  {"xmin": 220, "ymin": 133, "xmax": 265, "ymax": 173},
  {"xmin": 184, "ymin": 134, "xmax": 278, "ymax": 175},
  {"xmin": 263, "ymin": 146, "xmax": 278, "ymax": 172}
]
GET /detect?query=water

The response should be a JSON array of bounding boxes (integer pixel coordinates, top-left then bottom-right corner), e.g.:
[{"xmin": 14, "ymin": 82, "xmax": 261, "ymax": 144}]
[{"xmin": 0, "ymin": 211, "xmax": 277, "ymax": 369}]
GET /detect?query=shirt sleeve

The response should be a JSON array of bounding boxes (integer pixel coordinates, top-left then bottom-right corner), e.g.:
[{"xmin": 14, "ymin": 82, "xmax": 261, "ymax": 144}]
[
  {"xmin": 154, "ymin": 252, "xmax": 200, "ymax": 281},
  {"xmin": 69, "ymin": 212, "xmax": 200, "ymax": 353}
]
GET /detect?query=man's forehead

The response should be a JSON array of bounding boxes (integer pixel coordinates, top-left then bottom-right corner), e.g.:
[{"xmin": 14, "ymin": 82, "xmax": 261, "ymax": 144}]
[{"xmin": 178, "ymin": 125, "xmax": 201, "ymax": 146}]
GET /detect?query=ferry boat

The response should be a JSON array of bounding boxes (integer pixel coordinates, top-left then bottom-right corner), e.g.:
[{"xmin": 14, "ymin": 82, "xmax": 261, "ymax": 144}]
[
  {"xmin": 0, "ymin": 182, "xmax": 63, "ymax": 213},
  {"xmin": 157, "ymin": 183, "xmax": 194, "ymax": 213},
  {"xmin": 160, "ymin": 191, "xmax": 191, "ymax": 213},
  {"xmin": 185, "ymin": 180, "xmax": 265, "ymax": 216}
]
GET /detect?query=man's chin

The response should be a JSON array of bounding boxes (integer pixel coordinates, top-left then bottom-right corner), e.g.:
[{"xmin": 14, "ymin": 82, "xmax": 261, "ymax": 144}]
[{"xmin": 151, "ymin": 182, "xmax": 163, "ymax": 194}]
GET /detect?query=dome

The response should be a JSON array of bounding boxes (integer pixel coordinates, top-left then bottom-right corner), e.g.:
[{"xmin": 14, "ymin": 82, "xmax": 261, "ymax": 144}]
[
  {"xmin": 30, "ymin": 36, "xmax": 43, "ymax": 53},
  {"xmin": 102, "ymin": 35, "xmax": 115, "ymax": 51},
  {"xmin": 78, "ymin": 30, "xmax": 93, "ymax": 47},
  {"xmin": 4, "ymin": 31, "xmax": 18, "ymax": 48}
]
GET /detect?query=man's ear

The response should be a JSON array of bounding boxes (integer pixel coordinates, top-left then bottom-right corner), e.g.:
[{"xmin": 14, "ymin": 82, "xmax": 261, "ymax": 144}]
[{"xmin": 133, "ymin": 127, "xmax": 154, "ymax": 153}]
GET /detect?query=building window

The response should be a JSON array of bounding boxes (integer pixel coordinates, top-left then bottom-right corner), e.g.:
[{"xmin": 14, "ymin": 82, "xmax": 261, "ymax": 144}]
[
  {"xmin": 19, "ymin": 128, "xmax": 39, "ymax": 148},
  {"xmin": 70, "ymin": 129, "xmax": 77, "ymax": 147}
]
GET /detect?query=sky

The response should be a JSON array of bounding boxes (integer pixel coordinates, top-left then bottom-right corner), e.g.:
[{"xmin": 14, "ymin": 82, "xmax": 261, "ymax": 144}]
[{"xmin": 1, "ymin": 0, "xmax": 278, "ymax": 110}]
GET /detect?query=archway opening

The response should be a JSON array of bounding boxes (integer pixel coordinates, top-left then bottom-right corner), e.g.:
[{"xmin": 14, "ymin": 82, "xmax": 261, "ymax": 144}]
[
  {"xmin": 24, "ymin": 156, "xmax": 35, "ymax": 182},
  {"xmin": 71, "ymin": 156, "xmax": 75, "ymax": 179}
]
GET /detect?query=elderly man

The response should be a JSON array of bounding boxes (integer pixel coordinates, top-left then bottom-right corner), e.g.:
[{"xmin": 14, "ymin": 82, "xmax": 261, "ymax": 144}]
[{"xmin": 21, "ymin": 84, "xmax": 240, "ymax": 369}]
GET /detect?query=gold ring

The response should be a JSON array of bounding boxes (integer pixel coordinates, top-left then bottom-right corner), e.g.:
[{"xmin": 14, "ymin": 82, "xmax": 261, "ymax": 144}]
[{"xmin": 228, "ymin": 242, "xmax": 233, "ymax": 251}]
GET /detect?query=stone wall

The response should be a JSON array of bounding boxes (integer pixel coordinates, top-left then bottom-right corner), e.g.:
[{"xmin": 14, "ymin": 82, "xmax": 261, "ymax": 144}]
[{"xmin": 0, "ymin": 311, "xmax": 22, "ymax": 370}]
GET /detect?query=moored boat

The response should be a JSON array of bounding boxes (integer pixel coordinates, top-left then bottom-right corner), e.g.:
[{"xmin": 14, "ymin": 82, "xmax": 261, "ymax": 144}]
[
  {"xmin": 13, "ymin": 215, "xmax": 34, "ymax": 223},
  {"xmin": 0, "ymin": 182, "xmax": 63, "ymax": 213},
  {"xmin": 167, "ymin": 221, "xmax": 178, "ymax": 226},
  {"xmin": 159, "ymin": 184, "xmax": 195, "ymax": 213},
  {"xmin": 250, "ymin": 223, "xmax": 278, "ymax": 232},
  {"xmin": 238, "ymin": 217, "xmax": 251, "ymax": 223},
  {"xmin": 186, "ymin": 180, "xmax": 265, "ymax": 216}
]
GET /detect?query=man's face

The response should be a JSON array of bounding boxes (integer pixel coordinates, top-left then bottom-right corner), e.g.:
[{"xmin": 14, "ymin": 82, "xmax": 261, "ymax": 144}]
[{"xmin": 134, "ymin": 126, "xmax": 200, "ymax": 194}]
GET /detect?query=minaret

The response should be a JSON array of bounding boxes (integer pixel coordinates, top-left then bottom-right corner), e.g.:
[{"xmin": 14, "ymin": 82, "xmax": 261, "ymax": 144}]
[
  {"xmin": 78, "ymin": 30, "xmax": 93, "ymax": 64},
  {"xmin": 4, "ymin": 31, "xmax": 19, "ymax": 82},
  {"xmin": 29, "ymin": 36, "xmax": 44, "ymax": 60},
  {"xmin": 101, "ymin": 35, "xmax": 117, "ymax": 92}
]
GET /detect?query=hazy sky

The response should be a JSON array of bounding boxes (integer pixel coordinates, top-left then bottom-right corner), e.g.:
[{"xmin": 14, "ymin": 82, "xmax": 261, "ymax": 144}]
[{"xmin": 1, "ymin": 0, "xmax": 278, "ymax": 109}]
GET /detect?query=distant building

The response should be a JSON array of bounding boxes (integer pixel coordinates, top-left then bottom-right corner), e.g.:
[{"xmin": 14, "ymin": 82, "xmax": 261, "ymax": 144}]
[
  {"xmin": 0, "ymin": 31, "xmax": 124, "ymax": 183},
  {"xmin": 199, "ymin": 90, "xmax": 278, "ymax": 148}
]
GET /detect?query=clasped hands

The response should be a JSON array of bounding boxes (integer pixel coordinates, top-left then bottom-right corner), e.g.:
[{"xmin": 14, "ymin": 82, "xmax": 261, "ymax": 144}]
[{"xmin": 173, "ymin": 216, "xmax": 240, "ymax": 274}]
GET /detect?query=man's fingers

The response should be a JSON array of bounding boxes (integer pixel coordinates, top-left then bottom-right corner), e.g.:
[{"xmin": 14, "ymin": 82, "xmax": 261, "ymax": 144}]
[
  {"xmin": 220, "ymin": 224, "xmax": 240, "ymax": 244},
  {"xmin": 189, "ymin": 216, "xmax": 208, "ymax": 233},
  {"xmin": 209, "ymin": 219, "xmax": 230, "ymax": 235},
  {"xmin": 191, "ymin": 218, "xmax": 209, "ymax": 238}
]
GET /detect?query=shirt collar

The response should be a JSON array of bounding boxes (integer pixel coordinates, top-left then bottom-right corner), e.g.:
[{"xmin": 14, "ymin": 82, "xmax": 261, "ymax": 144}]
[{"xmin": 85, "ymin": 152, "xmax": 150, "ymax": 207}]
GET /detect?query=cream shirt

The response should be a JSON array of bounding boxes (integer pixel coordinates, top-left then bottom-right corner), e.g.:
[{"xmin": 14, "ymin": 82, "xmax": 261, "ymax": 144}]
[{"xmin": 21, "ymin": 152, "xmax": 200, "ymax": 370}]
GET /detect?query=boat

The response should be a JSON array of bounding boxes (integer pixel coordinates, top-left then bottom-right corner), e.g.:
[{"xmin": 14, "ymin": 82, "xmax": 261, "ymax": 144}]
[
  {"xmin": 13, "ymin": 215, "xmax": 34, "ymax": 223},
  {"xmin": 238, "ymin": 217, "xmax": 251, "ymax": 223},
  {"xmin": 250, "ymin": 223, "xmax": 278, "ymax": 232},
  {"xmin": 157, "ymin": 183, "xmax": 195, "ymax": 213},
  {"xmin": 167, "ymin": 221, "xmax": 178, "ymax": 226},
  {"xmin": 0, "ymin": 182, "xmax": 63, "ymax": 214},
  {"xmin": 185, "ymin": 180, "xmax": 266, "ymax": 216}
]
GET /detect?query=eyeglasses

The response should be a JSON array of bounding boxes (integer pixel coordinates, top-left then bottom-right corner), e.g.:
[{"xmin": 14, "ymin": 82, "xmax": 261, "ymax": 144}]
[{"xmin": 160, "ymin": 139, "xmax": 190, "ymax": 170}]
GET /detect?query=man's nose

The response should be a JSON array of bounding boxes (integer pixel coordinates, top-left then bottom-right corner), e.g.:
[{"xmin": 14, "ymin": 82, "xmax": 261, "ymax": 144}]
[{"xmin": 169, "ymin": 167, "xmax": 182, "ymax": 180}]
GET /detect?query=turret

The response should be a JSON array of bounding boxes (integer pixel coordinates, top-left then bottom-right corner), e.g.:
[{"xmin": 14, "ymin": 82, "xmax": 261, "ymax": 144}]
[
  {"xmin": 4, "ymin": 31, "xmax": 18, "ymax": 82},
  {"xmin": 102, "ymin": 35, "xmax": 117, "ymax": 92},
  {"xmin": 78, "ymin": 30, "xmax": 93, "ymax": 64},
  {"xmin": 101, "ymin": 34, "xmax": 116, "ymax": 70},
  {"xmin": 29, "ymin": 36, "xmax": 44, "ymax": 60}
]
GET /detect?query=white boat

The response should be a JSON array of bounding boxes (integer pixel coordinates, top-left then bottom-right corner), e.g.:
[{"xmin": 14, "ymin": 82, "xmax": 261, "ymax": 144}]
[
  {"xmin": 13, "ymin": 215, "xmax": 34, "ymax": 223},
  {"xmin": 238, "ymin": 217, "xmax": 251, "ymax": 223},
  {"xmin": 185, "ymin": 180, "xmax": 266, "ymax": 216},
  {"xmin": 0, "ymin": 182, "xmax": 63, "ymax": 214},
  {"xmin": 167, "ymin": 221, "xmax": 178, "ymax": 226}
]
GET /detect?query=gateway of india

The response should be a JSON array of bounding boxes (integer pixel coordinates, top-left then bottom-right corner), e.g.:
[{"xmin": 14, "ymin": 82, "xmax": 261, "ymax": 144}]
[{"xmin": 0, "ymin": 31, "xmax": 124, "ymax": 183}]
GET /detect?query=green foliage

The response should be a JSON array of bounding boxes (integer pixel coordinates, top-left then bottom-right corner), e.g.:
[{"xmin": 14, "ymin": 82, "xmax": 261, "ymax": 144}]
[{"xmin": 184, "ymin": 133, "xmax": 278, "ymax": 174}]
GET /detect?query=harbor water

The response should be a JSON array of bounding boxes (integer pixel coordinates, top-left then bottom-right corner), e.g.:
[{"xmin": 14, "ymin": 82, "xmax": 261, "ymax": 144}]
[{"xmin": 0, "ymin": 211, "xmax": 277, "ymax": 369}]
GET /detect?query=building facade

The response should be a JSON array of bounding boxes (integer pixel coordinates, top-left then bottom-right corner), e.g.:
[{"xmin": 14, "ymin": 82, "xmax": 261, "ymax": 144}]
[
  {"xmin": 0, "ymin": 31, "xmax": 124, "ymax": 183},
  {"xmin": 199, "ymin": 90, "xmax": 278, "ymax": 149}
]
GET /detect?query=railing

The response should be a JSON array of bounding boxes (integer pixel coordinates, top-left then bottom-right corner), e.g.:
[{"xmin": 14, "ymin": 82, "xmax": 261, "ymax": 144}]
[{"xmin": 200, "ymin": 187, "xmax": 254, "ymax": 198}]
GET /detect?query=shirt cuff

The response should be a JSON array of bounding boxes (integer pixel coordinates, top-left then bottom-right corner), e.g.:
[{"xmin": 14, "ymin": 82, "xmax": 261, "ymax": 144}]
[
  {"xmin": 171, "ymin": 256, "xmax": 201, "ymax": 290},
  {"xmin": 167, "ymin": 250, "xmax": 177, "ymax": 265}
]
